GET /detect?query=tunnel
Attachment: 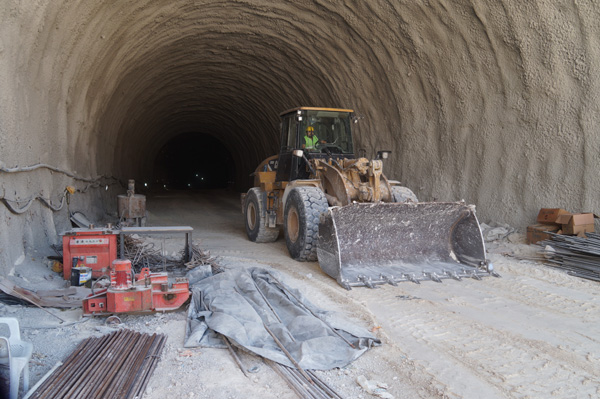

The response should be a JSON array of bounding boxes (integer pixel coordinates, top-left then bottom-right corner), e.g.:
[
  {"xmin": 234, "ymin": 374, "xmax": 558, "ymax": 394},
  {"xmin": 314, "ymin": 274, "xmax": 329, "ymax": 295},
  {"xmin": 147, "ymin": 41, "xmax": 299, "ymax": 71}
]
[
  {"xmin": 153, "ymin": 133, "xmax": 235, "ymax": 190},
  {"xmin": 1, "ymin": 1, "xmax": 600, "ymax": 271}
]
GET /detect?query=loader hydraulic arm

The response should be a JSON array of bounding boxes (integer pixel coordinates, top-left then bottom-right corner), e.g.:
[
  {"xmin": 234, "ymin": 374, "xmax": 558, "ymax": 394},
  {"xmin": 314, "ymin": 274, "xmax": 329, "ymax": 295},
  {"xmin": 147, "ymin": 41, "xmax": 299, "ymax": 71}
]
[{"xmin": 313, "ymin": 157, "xmax": 394, "ymax": 204}]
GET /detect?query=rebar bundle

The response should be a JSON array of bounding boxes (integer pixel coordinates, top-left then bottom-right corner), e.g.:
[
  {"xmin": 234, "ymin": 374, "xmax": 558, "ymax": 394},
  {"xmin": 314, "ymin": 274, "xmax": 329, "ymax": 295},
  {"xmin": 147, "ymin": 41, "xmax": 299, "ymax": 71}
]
[
  {"xmin": 268, "ymin": 360, "xmax": 344, "ymax": 399},
  {"xmin": 539, "ymin": 232, "xmax": 600, "ymax": 281},
  {"xmin": 123, "ymin": 235, "xmax": 222, "ymax": 274},
  {"xmin": 28, "ymin": 329, "xmax": 166, "ymax": 399}
]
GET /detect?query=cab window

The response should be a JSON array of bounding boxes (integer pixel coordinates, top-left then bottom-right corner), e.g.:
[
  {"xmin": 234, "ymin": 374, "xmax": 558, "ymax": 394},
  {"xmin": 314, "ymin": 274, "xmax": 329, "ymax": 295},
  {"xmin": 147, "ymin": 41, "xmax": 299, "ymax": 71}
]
[
  {"xmin": 303, "ymin": 110, "xmax": 354, "ymax": 154},
  {"xmin": 280, "ymin": 115, "xmax": 298, "ymax": 151}
]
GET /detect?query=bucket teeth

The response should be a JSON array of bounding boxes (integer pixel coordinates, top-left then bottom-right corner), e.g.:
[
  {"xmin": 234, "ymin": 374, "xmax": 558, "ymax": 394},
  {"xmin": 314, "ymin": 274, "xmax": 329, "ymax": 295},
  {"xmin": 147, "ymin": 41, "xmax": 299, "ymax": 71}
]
[
  {"xmin": 358, "ymin": 275, "xmax": 378, "ymax": 289},
  {"xmin": 404, "ymin": 273, "xmax": 420, "ymax": 284},
  {"xmin": 337, "ymin": 267, "xmax": 492, "ymax": 289},
  {"xmin": 446, "ymin": 271, "xmax": 462, "ymax": 281},
  {"xmin": 470, "ymin": 272, "xmax": 482, "ymax": 280},
  {"xmin": 381, "ymin": 275, "xmax": 398, "ymax": 286},
  {"xmin": 425, "ymin": 272, "xmax": 443, "ymax": 283}
]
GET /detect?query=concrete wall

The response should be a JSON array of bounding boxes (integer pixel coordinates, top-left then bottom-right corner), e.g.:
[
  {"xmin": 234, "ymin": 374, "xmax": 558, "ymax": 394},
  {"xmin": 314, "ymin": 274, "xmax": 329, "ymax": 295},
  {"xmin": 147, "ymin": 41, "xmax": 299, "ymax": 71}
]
[{"xmin": 1, "ymin": 1, "xmax": 599, "ymax": 272}]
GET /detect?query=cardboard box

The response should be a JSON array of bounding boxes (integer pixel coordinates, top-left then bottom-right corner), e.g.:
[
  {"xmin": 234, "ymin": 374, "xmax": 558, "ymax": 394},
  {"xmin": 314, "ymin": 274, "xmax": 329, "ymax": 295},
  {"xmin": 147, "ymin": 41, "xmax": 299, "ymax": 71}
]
[
  {"xmin": 555, "ymin": 213, "xmax": 595, "ymax": 236},
  {"xmin": 527, "ymin": 224, "xmax": 561, "ymax": 244},
  {"xmin": 536, "ymin": 208, "xmax": 570, "ymax": 225}
]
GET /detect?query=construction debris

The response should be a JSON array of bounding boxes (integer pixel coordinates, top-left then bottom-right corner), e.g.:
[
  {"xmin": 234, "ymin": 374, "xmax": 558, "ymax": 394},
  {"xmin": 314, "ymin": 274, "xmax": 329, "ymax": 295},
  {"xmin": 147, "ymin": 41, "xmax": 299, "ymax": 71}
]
[
  {"xmin": 480, "ymin": 222, "xmax": 516, "ymax": 242},
  {"xmin": 537, "ymin": 232, "xmax": 600, "ymax": 281},
  {"xmin": 0, "ymin": 277, "xmax": 89, "ymax": 309},
  {"xmin": 26, "ymin": 329, "xmax": 165, "ymax": 399},
  {"xmin": 356, "ymin": 375, "xmax": 394, "ymax": 399},
  {"xmin": 122, "ymin": 235, "xmax": 221, "ymax": 274}
]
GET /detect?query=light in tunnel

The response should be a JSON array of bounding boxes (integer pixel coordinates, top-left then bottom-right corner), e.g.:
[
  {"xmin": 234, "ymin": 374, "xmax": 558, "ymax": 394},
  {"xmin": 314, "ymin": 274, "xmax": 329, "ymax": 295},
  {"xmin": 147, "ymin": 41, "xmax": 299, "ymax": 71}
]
[{"xmin": 153, "ymin": 132, "xmax": 235, "ymax": 190}]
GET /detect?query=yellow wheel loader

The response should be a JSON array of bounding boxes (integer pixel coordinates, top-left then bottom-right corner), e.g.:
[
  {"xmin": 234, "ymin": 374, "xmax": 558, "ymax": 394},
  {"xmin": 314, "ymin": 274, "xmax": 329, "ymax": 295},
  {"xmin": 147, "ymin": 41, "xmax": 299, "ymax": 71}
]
[{"xmin": 243, "ymin": 107, "xmax": 496, "ymax": 289}]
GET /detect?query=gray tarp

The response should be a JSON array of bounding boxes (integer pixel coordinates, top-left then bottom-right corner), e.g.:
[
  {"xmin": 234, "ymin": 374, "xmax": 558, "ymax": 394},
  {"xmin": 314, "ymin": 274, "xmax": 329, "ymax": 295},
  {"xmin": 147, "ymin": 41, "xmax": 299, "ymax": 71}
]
[{"xmin": 184, "ymin": 267, "xmax": 380, "ymax": 370}]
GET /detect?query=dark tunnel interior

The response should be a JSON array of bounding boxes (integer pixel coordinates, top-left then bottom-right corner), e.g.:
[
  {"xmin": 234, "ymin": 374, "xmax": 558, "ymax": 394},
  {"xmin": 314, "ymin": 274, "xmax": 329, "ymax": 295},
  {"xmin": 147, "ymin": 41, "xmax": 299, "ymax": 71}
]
[{"xmin": 153, "ymin": 133, "xmax": 235, "ymax": 190}]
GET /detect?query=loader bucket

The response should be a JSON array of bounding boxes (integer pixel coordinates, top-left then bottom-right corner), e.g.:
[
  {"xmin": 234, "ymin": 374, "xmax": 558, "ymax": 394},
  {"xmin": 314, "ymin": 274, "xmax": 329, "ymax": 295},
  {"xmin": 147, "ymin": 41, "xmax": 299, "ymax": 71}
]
[{"xmin": 317, "ymin": 202, "xmax": 493, "ymax": 289}]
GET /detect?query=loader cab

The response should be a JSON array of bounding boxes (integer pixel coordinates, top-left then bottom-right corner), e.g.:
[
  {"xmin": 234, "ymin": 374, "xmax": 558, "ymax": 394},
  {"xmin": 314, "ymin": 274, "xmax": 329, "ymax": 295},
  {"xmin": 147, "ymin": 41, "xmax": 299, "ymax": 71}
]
[{"xmin": 276, "ymin": 107, "xmax": 355, "ymax": 182}]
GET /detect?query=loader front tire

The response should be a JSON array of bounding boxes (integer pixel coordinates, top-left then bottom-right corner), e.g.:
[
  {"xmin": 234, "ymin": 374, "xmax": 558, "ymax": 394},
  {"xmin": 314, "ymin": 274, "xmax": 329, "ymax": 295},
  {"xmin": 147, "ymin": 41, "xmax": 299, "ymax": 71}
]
[
  {"xmin": 284, "ymin": 187, "xmax": 328, "ymax": 261},
  {"xmin": 245, "ymin": 188, "xmax": 279, "ymax": 243},
  {"xmin": 391, "ymin": 186, "xmax": 418, "ymax": 203}
]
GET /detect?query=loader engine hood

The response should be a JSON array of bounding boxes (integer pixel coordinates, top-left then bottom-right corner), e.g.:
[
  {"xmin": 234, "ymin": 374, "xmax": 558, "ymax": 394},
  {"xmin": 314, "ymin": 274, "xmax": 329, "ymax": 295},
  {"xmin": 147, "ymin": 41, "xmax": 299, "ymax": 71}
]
[{"xmin": 317, "ymin": 201, "xmax": 492, "ymax": 289}]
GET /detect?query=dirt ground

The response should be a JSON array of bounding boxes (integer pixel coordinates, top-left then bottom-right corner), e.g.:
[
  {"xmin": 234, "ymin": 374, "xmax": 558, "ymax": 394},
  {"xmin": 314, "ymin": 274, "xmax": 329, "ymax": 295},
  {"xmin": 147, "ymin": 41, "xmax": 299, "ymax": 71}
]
[{"xmin": 6, "ymin": 190, "xmax": 600, "ymax": 398}]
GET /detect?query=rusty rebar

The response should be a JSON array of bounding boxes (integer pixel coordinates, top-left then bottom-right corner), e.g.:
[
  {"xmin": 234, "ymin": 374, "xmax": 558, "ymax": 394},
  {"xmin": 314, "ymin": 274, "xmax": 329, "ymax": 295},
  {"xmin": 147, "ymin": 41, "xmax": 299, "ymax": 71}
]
[
  {"xmin": 279, "ymin": 363, "xmax": 322, "ymax": 399},
  {"xmin": 106, "ymin": 333, "xmax": 156, "ymax": 399},
  {"xmin": 122, "ymin": 235, "xmax": 221, "ymax": 274},
  {"xmin": 307, "ymin": 370, "xmax": 345, "ymax": 399},
  {"xmin": 65, "ymin": 330, "xmax": 136, "ymax": 398},
  {"xmin": 268, "ymin": 360, "xmax": 314, "ymax": 399},
  {"xmin": 224, "ymin": 335, "xmax": 250, "ymax": 378},
  {"xmin": 94, "ymin": 331, "xmax": 151, "ymax": 398},
  {"xmin": 30, "ymin": 337, "xmax": 93, "ymax": 398},
  {"xmin": 42, "ymin": 332, "xmax": 120, "ymax": 398},
  {"xmin": 28, "ymin": 329, "xmax": 166, "ymax": 399},
  {"xmin": 263, "ymin": 323, "xmax": 313, "ymax": 384},
  {"xmin": 128, "ymin": 334, "xmax": 166, "ymax": 399},
  {"xmin": 268, "ymin": 273, "xmax": 355, "ymax": 349}
]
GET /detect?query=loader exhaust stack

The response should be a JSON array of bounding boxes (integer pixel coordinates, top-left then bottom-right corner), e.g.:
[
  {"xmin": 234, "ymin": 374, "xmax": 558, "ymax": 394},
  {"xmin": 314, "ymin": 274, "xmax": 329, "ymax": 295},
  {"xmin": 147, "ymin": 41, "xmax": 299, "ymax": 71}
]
[{"xmin": 317, "ymin": 202, "xmax": 494, "ymax": 289}]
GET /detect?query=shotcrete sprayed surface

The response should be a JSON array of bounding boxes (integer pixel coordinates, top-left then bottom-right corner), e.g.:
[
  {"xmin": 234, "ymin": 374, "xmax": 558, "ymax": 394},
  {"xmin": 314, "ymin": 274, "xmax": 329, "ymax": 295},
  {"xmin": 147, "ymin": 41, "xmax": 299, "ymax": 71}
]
[
  {"xmin": 1, "ymin": 1, "xmax": 600, "ymax": 271},
  {"xmin": 2, "ymin": 1, "xmax": 600, "ymax": 396}
]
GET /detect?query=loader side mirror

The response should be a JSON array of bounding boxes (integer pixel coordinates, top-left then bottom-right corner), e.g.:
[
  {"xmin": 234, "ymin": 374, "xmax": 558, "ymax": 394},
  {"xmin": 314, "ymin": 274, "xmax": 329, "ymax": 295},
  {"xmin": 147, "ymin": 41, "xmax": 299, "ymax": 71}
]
[
  {"xmin": 292, "ymin": 149, "xmax": 304, "ymax": 158},
  {"xmin": 376, "ymin": 150, "xmax": 391, "ymax": 160}
]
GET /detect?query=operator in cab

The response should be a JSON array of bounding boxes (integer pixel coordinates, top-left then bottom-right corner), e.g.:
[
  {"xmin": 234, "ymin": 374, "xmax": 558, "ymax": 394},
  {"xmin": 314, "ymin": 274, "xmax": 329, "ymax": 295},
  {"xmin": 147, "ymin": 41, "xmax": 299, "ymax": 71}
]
[{"xmin": 302, "ymin": 126, "xmax": 326, "ymax": 150}]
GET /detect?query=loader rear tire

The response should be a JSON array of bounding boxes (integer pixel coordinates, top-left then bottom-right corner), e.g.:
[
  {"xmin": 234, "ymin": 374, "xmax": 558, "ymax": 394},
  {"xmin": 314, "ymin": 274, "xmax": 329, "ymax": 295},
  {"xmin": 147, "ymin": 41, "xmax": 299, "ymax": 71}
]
[
  {"xmin": 284, "ymin": 187, "xmax": 328, "ymax": 261},
  {"xmin": 391, "ymin": 186, "xmax": 418, "ymax": 202},
  {"xmin": 245, "ymin": 188, "xmax": 279, "ymax": 243}
]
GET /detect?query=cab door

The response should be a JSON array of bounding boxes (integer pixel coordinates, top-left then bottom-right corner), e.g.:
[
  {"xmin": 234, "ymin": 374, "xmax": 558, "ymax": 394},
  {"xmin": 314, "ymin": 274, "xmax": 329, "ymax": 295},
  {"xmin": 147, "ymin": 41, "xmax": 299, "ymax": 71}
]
[{"xmin": 276, "ymin": 114, "xmax": 300, "ymax": 182}]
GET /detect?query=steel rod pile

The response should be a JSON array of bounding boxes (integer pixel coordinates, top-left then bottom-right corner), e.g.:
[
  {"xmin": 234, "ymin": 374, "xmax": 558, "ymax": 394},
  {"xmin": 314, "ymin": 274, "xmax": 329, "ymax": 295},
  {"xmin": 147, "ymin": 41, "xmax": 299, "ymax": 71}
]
[
  {"xmin": 539, "ymin": 232, "xmax": 600, "ymax": 281},
  {"xmin": 28, "ymin": 329, "xmax": 166, "ymax": 399},
  {"xmin": 123, "ymin": 235, "xmax": 221, "ymax": 274},
  {"xmin": 268, "ymin": 360, "xmax": 344, "ymax": 399}
]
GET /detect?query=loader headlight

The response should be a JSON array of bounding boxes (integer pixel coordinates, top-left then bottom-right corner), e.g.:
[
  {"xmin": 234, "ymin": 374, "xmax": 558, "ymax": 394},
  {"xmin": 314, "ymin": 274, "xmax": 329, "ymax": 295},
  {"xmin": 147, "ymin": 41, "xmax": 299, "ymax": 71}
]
[{"xmin": 376, "ymin": 150, "xmax": 391, "ymax": 160}]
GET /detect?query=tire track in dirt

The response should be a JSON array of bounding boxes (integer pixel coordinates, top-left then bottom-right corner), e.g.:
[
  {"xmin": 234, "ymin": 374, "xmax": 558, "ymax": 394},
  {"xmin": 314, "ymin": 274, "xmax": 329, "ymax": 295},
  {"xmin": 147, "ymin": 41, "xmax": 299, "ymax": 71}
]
[
  {"xmin": 213, "ymin": 246, "xmax": 600, "ymax": 398},
  {"xmin": 221, "ymin": 253, "xmax": 472, "ymax": 398},
  {"xmin": 353, "ymin": 265, "xmax": 600, "ymax": 398}
]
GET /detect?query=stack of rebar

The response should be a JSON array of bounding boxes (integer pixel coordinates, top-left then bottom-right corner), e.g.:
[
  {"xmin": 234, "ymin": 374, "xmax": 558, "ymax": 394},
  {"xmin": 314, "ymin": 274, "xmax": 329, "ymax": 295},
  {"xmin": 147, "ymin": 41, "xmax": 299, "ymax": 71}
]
[
  {"xmin": 268, "ymin": 361, "xmax": 344, "ymax": 399},
  {"xmin": 123, "ymin": 235, "xmax": 221, "ymax": 274},
  {"xmin": 539, "ymin": 232, "xmax": 600, "ymax": 281},
  {"xmin": 28, "ymin": 329, "xmax": 166, "ymax": 399}
]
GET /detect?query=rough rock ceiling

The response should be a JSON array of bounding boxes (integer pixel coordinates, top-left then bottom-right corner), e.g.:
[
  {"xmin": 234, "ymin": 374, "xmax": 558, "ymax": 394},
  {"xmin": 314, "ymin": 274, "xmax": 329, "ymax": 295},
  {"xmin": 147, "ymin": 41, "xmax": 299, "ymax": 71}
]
[{"xmin": 1, "ymin": 0, "xmax": 599, "ymax": 228}]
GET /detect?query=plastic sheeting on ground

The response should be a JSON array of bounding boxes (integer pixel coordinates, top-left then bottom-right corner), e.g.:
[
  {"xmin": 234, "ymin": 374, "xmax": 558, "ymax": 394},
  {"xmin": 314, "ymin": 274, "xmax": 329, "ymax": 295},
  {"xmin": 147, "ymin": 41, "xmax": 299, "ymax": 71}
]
[{"xmin": 184, "ymin": 267, "xmax": 380, "ymax": 370}]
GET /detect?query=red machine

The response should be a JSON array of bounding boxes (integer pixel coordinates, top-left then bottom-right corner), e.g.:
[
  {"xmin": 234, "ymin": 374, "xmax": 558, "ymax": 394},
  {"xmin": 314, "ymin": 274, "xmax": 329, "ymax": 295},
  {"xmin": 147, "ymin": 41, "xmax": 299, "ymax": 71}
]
[
  {"xmin": 62, "ymin": 228, "xmax": 118, "ymax": 280},
  {"xmin": 83, "ymin": 259, "xmax": 190, "ymax": 315}
]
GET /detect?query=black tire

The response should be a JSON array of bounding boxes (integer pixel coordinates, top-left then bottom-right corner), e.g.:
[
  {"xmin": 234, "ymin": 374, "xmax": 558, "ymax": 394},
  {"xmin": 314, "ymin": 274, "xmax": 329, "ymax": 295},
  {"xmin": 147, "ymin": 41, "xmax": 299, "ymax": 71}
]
[
  {"xmin": 391, "ymin": 186, "xmax": 418, "ymax": 202},
  {"xmin": 284, "ymin": 186, "xmax": 329, "ymax": 261},
  {"xmin": 244, "ymin": 188, "xmax": 279, "ymax": 242}
]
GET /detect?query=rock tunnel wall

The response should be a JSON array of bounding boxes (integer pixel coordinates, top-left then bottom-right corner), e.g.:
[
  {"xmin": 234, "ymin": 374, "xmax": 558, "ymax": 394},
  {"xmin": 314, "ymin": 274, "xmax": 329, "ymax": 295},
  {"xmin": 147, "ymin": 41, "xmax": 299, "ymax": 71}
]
[{"xmin": 1, "ymin": 1, "xmax": 599, "ymax": 271}]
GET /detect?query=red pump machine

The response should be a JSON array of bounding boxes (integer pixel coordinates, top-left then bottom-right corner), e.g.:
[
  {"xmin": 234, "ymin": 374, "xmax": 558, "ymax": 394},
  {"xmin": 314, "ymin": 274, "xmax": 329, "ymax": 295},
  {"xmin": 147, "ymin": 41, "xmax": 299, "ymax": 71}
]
[
  {"xmin": 83, "ymin": 259, "xmax": 190, "ymax": 315},
  {"xmin": 62, "ymin": 228, "xmax": 118, "ymax": 280}
]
